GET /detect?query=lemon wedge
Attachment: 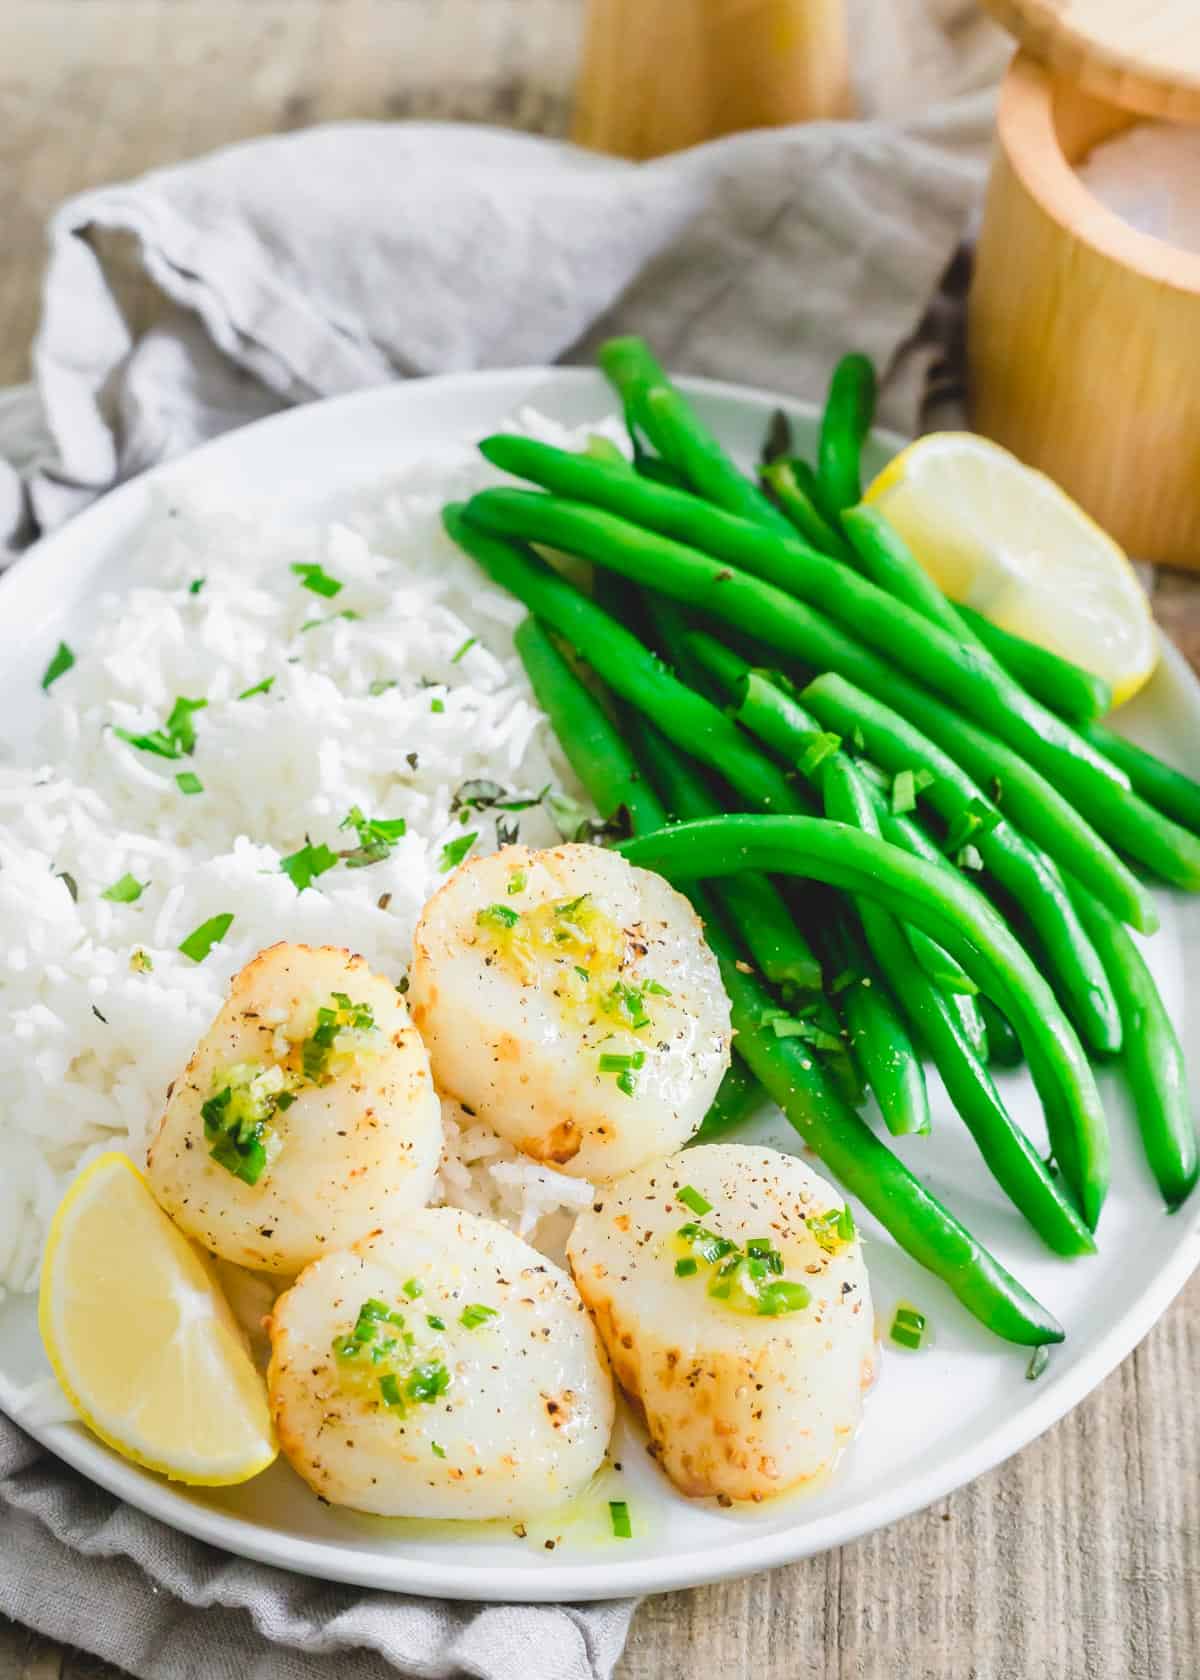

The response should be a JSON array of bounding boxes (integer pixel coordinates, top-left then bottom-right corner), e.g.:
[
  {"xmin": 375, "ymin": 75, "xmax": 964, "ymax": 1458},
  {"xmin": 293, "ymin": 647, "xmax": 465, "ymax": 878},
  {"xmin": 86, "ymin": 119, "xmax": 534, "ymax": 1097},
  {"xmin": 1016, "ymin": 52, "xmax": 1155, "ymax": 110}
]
[
  {"xmin": 865, "ymin": 433, "xmax": 1157, "ymax": 707},
  {"xmin": 38, "ymin": 1152, "xmax": 275, "ymax": 1486}
]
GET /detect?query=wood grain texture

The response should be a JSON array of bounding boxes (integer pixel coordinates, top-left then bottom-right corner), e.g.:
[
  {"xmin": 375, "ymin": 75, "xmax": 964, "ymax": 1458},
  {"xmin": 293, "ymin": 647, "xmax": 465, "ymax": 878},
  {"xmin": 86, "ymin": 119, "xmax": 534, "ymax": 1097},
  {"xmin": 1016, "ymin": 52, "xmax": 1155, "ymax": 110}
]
[
  {"xmin": 0, "ymin": 0, "xmax": 583, "ymax": 388},
  {"xmin": 980, "ymin": 0, "xmax": 1200, "ymax": 122},
  {"xmin": 2, "ymin": 5, "xmax": 1199, "ymax": 1678},
  {"xmin": 572, "ymin": 0, "xmax": 851, "ymax": 160},
  {"xmin": 968, "ymin": 54, "xmax": 1200, "ymax": 572}
]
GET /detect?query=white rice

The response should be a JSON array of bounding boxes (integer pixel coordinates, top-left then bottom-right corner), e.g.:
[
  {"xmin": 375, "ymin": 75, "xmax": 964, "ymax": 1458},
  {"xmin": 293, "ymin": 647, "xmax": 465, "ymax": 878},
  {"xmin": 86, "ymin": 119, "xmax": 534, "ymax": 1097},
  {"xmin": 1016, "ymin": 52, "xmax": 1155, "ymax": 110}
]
[{"xmin": 0, "ymin": 409, "xmax": 626, "ymax": 1299}]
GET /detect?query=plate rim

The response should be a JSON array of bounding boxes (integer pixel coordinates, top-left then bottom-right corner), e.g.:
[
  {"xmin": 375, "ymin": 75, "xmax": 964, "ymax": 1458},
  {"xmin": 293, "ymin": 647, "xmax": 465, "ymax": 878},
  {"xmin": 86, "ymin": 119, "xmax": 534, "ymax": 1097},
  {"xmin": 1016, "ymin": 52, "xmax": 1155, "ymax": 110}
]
[{"xmin": 3, "ymin": 365, "xmax": 1199, "ymax": 1602}]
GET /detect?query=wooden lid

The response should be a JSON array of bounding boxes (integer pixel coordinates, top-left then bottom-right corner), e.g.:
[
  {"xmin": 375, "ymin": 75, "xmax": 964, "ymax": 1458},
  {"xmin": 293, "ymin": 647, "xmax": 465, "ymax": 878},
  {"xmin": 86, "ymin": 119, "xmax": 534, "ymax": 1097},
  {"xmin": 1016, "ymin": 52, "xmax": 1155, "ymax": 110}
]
[{"xmin": 981, "ymin": 0, "xmax": 1200, "ymax": 121}]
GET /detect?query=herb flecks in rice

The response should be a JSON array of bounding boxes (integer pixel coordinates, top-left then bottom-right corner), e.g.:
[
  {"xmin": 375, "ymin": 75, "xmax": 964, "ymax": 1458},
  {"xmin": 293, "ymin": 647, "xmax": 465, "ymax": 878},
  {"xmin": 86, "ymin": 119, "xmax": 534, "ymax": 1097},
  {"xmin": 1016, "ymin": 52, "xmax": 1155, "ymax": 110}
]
[{"xmin": 0, "ymin": 417, "xmax": 623, "ymax": 1294}]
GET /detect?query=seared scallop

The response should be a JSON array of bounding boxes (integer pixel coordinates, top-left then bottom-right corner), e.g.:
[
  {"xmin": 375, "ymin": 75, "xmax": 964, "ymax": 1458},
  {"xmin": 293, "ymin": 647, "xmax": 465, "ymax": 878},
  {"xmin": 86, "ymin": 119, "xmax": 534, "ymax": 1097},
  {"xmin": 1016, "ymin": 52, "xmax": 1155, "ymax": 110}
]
[
  {"xmin": 408, "ymin": 843, "xmax": 731, "ymax": 1180},
  {"xmin": 267, "ymin": 1208, "xmax": 614, "ymax": 1518},
  {"xmin": 147, "ymin": 942, "xmax": 441, "ymax": 1272},
  {"xmin": 567, "ymin": 1143, "xmax": 874, "ymax": 1503}
]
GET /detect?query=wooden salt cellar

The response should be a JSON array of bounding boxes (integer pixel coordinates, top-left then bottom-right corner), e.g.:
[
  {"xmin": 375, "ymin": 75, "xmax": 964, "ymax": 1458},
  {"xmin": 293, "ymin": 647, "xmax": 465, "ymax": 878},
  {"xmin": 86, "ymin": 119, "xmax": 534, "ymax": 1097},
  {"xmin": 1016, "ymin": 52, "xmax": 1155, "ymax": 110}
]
[
  {"xmin": 970, "ymin": 1, "xmax": 1200, "ymax": 569},
  {"xmin": 572, "ymin": 0, "xmax": 850, "ymax": 161}
]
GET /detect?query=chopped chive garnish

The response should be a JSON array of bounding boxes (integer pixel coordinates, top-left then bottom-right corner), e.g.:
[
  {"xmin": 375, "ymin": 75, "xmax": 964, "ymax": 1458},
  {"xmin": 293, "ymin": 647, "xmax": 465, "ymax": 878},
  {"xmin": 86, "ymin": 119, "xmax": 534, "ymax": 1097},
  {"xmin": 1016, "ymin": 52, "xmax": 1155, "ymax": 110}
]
[
  {"xmin": 332, "ymin": 1296, "xmax": 456, "ymax": 1411},
  {"xmin": 606, "ymin": 980, "xmax": 651, "ymax": 1030},
  {"xmin": 1026, "ymin": 1345, "xmax": 1050, "ymax": 1381},
  {"xmin": 609, "ymin": 1500, "xmax": 632, "ymax": 1540},
  {"xmin": 41, "ymin": 641, "xmax": 75, "ymax": 691},
  {"xmin": 430, "ymin": 697, "xmax": 445, "ymax": 714},
  {"xmin": 677, "ymin": 1185, "xmax": 712, "ymax": 1217},
  {"xmin": 797, "ymin": 731, "xmax": 841, "ymax": 778},
  {"xmin": 507, "ymin": 870, "xmax": 527, "ymax": 896},
  {"xmin": 476, "ymin": 903, "xmax": 520, "ymax": 930},
  {"xmin": 596, "ymin": 1046, "xmax": 647, "ymax": 1098},
  {"xmin": 555, "ymin": 893, "xmax": 590, "ymax": 917},
  {"xmin": 407, "ymin": 1360, "xmax": 451, "ymax": 1403},
  {"xmin": 369, "ymin": 678, "xmax": 397, "ymax": 696},
  {"xmin": 188, "ymin": 578, "xmax": 205, "ymax": 595},
  {"xmin": 890, "ymin": 768, "xmax": 935, "ymax": 814},
  {"xmin": 574, "ymin": 966, "xmax": 590, "ymax": 982},
  {"xmin": 674, "ymin": 1221, "xmax": 811, "ymax": 1317},
  {"xmin": 769, "ymin": 1015, "xmax": 844, "ymax": 1054},
  {"xmin": 807, "ymin": 1209, "xmax": 853, "ymax": 1253},
  {"xmin": 56, "ymin": 871, "xmax": 78, "ymax": 902},
  {"xmin": 755, "ymin": 1280, "xmax": 811, "ymax": 1316},
  {"xmin": 300, "ymin": 994, "xmax": 376, "ymax": 1083},
  {"xmin": 167, "ymin": 695, "xmax": 208, "ymax": 755},
  {"xmin": 101, "ymin": 873, "xmax": 145, "ymax": 904},
  {"xmin": 598, "ymin": 1048, "xmax": 645, "ymax": 1102},
  {"xmin": 892, "ymin": 769, "xmax": 917, "ymax": 815},
  {"xmin": 130, "ymin": 948, "xmax": 153, "ymax": 973},
  {"xmin": 890, "ymin": 1305, "xmax": 927, "ymax": 1350},
  {"xmin": 644, "ymin": 980, "xmax": 672, "ymax": 997},
  {"xmin": 178, "ymin": 912, "xmax": 234, "ymax": 963},
  {"xmin": 113, "ymin": 695, "xmax": 207, "ymax": 760},
  {"xmin": 451, "ymin": 636, "xmax": 477, "ymax": 663},
  {"xmin": 678, "ymin": 1223, "xmax": 736, "ymax": 1265},
  {"xmin": 237, "ymin": 676, "xmax": 275, "ymax": 700},
  {"xmin": 944, "ymin": 796, "xmax": 997, "ymax": 855},
  {"xmin": 459, "ymin": 1303, "xmax": 499, "ymax": 1330},
  {"xmin": 280, "ymin": 840, "xmax": 338, "ymax": 893},
  {"xmin": 439, "ymin": 831, "xmax": 478, "ymax": 872},
  {"xmin": 302, "ymin": 1015, "xmax": 337, "ymax": 1083},
  {"xmin": 431, "ymin": 1441, "xmax": 446, "ymax": 1459},
  {"xmin": 337, "ymin": 805, "xmax": 407, "ymax": 868},
  {"xmin": 597, "ymin": 1051, "xmax": 647, "ymax": 1073},
  {"xmin": 207, "ymin": 1130, "xmax": 266, "ymax": 1185},
  {"xmin": 175, "ymin": 770, "xmax": 204, "ymax": 795},
  {"xmin": 586, "ymin": 432, "xmax": 626, "ymax": 464},
  {"xmin": 290, "ymin": 561, "xmax": 342, "ymax": 599},
  {"xmin": 402, "ymin": 1278, "xmax": 423, "ymax": 1299},
  {"xmin": 200, "ymin": 1065, "xmax": 286, "ymax": 1186},
  {"xmin": 426, "ymin": 1314, "xmax": 446, "ymax": 1331}
]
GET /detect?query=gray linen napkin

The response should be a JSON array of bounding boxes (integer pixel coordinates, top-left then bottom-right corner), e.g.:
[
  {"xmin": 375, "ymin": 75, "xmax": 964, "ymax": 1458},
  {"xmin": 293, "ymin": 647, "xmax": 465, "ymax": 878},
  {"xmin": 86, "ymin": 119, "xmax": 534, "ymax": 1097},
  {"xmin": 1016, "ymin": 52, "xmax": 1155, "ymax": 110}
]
[
  {"xmin": 0, "ymin": 1424, "xmax": 633, "ymax": 1678},
  {"xmin": 0, "ymin": 84, "xmax": 997, "ymax": 1680},
  {"xmin": 1, "ymin": 93, "xmax": 997, "ymax": 557}
]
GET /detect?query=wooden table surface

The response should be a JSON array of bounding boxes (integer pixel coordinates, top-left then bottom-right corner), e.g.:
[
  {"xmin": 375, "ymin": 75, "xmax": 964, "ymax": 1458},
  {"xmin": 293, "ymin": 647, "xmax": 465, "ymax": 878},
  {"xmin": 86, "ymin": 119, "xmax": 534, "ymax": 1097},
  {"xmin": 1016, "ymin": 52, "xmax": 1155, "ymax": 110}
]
[{"xmin": 2, "ymin": 4, "xmax": 1199, "ymax": 1676}]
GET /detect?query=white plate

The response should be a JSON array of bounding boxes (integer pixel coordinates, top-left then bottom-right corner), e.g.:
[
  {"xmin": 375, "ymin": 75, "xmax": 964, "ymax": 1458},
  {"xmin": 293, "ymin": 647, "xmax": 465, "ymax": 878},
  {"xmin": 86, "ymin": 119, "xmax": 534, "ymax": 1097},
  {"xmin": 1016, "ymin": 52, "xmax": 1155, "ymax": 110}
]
[{"xmin": 1, "ymin": 368, "xmax": 1199, "ymax": 1603}]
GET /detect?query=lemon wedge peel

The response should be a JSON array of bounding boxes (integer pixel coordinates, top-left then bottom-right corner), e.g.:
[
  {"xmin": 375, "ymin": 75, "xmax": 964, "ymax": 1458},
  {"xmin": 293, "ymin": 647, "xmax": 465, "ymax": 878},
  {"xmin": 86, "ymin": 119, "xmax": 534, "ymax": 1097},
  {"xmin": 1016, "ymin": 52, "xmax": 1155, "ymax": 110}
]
[
  {"xmin": 865, "ymin": 433, "xmax": 1157, "ymax": 710},
  {"xmin": 38, "ymin": 1151, "xmax": 276, "ymax": 1487}
]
